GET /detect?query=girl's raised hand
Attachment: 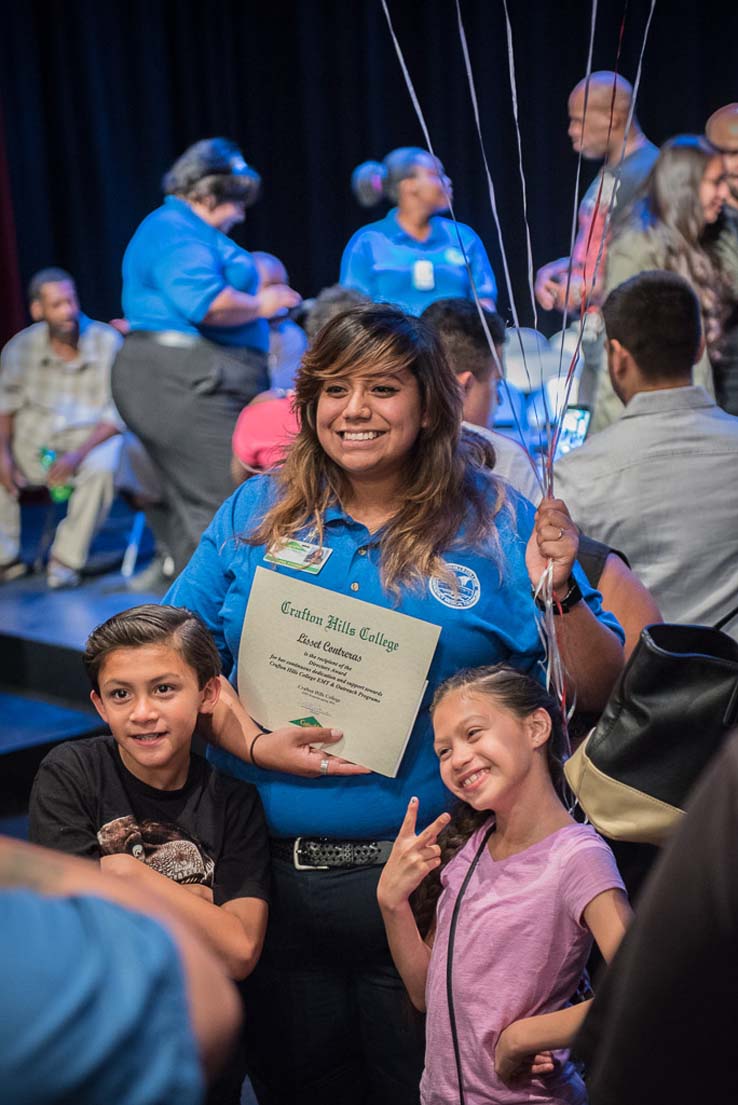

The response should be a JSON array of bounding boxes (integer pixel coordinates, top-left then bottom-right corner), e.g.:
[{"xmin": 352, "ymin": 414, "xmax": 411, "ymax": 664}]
[{"xmin": 377, "ymin": 798, "xmax": 451, "ymax": 913}]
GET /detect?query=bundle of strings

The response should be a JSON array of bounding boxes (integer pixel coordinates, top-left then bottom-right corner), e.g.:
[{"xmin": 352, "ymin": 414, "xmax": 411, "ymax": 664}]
[{"xmin": 380, "ymin": 0, "xmax": 657, "ymax": 747}]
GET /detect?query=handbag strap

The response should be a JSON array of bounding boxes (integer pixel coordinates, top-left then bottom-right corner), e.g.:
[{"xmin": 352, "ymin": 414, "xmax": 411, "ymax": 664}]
[
  {"xmin": 715, "ymin": 600, "xmax": 738, "ymax": 633},
  {"xmin": 446, "ymin": 824, "xmax": 495, "ymax": 1105}
]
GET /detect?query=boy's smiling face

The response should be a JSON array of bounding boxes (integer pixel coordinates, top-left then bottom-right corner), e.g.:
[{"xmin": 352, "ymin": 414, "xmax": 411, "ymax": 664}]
[{"xmin": 91, "ymin": 643, "xmax": 220, "ymax": 790}]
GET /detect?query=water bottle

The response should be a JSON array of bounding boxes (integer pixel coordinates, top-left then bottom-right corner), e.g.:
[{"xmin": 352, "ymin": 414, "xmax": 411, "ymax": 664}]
[{"xmin": 38, "ymin": 447, "xmax": 73, "ymax": 503}]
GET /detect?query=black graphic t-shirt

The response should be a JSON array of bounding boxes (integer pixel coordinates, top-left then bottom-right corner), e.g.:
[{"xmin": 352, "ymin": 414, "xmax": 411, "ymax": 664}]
[{"xmin": 29, "ymin": 735, "xmax": 270, "ymax": 905}]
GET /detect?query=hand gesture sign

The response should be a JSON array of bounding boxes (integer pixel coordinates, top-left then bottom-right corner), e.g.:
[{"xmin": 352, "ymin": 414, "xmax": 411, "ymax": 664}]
[{"xmin": 377, "ymin": 798, "xmax": 451, "ymax": 912}]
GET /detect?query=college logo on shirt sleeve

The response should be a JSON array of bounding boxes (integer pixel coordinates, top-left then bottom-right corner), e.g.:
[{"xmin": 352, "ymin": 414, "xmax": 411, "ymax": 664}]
[
  {"xmin": 429, "ymin": 564, "xmax": 481, "ymax": 609},
  {"xmin": 444, "ymin": 247, "xmax": 466, "ymax": 266}
]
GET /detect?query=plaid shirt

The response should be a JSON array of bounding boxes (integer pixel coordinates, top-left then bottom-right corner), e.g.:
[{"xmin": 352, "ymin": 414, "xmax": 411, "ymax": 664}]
[{"xmin": 0, "ymin": 316, "xmax": 124, "ymax": 444}]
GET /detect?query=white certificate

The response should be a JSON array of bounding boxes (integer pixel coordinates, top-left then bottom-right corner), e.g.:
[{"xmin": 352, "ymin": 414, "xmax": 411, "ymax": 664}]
[{"xmin": 237, "ymin": 566, "xmax": 442, "ymax": 777}]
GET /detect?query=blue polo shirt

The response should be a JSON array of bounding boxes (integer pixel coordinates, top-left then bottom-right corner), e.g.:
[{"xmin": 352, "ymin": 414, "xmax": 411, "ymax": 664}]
[
  {"xmin": 122, "ymin": 195, "xmax": 268, "ymax": 352},
  {"xmin": 339, "ymin": 208, "xmax": 498, "ymax": 315},
  {"xmin": 165, "ymin": 474, "xmax": 622, "ymax": 838},
  {"xmin": 1, "ymin": 891, "xmax": 203, "ymax": 1105}
]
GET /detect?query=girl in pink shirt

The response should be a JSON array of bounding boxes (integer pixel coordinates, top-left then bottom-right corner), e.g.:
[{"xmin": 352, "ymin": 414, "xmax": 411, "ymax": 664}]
[{"xmin": 377, "ymin": 665, "xmax": 631, "ymax": 1105}]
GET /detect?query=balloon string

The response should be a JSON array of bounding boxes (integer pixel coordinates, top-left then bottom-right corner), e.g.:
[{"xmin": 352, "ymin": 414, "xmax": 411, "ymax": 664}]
[
  {"xmin": 546, "ymin": 0, "xmax": 657, "ymax": 482},
  {"xmin": 380, "ymin": 0, "xmax": 534, "ymax": 473},
  {"xmin": 453, "ymin": 0, "xmax": 542, "ymax": 490}
]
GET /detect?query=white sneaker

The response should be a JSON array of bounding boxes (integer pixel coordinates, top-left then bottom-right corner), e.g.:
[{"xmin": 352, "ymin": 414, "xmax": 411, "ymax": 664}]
[{"xmin": 47, "ymin": 561, "xmax": 81, "ymax": 589}]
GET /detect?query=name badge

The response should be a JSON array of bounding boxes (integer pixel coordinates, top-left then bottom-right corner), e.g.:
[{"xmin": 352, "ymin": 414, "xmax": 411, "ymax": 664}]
[
  {"xmin": 412, "ymin": 259, "xmax": 435, "ymax": 291},
  {"xmin": 264, "ymin": 539, "xmax": 333, "ymax": 575}
]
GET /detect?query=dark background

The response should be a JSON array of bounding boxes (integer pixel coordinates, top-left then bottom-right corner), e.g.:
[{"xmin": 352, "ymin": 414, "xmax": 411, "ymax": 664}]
[{"xmin": 1, "ymin": 0, "xmax": 736, "ymax": 343}]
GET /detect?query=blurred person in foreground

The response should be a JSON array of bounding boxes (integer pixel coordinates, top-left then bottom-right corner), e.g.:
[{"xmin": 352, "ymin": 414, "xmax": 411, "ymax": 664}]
[
  {"xmin": 575, "ymin": 727, "xmax": 738, "ymax": 1105},
  {"xmin": 0, "ymin": 834, "xmax": 240, "ymax": 1105}
]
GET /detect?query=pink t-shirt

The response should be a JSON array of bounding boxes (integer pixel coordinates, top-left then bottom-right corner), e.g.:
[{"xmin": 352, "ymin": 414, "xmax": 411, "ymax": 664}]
[
  {"xmin": 421, "ymin": 822, "xmax": 624, "ymax": 1105},
  {"xmin": 231, "ymin": 396, "xmax": 299, "ymax": 471}
]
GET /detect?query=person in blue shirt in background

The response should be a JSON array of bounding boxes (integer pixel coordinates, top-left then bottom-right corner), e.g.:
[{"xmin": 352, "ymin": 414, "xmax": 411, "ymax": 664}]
[
  {"xmin": 112, "ymin": 138, "xmax": 301, "ymax": 572},
  {"xmin": 165, "ymin": 303, "xmax": 624, "ymax": 1105},
  {"xmin": 340, "ymin": 147, "xmax": 497, "ymax": 315}
]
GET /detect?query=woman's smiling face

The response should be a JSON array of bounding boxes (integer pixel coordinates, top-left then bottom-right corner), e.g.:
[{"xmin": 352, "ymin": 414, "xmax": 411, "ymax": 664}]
[{"xmin": 316, "ymin": 365, "xmax": 427, "ymax": 486}]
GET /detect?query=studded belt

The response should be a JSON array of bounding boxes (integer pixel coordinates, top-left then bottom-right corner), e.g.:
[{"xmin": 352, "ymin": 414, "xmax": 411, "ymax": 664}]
[{"xmin": 271, "ymin": 836, "xmax": 394, "ymax": 870}]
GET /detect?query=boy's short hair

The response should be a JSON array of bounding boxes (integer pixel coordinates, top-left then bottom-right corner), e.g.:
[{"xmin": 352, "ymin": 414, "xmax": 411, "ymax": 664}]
[
  {"xmin": 84, "ymin": 605, "xmax": 221, "ymax": 692},
  {"xmin": 601, "ymin": 270, "xmax": 702, "ymax": 380},
  {"xmin": 420, "ymin": 297, "xmax": 506, "ymax": 381}
]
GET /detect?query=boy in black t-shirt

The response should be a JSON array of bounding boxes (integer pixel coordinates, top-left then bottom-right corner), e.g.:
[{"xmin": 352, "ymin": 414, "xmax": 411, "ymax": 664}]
[{"xmin": 29, "ymin": 604, "xmax": 270, "ymax": 981}]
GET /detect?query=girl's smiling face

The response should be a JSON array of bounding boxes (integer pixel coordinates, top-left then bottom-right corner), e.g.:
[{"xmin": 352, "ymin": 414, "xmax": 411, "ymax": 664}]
[{"xmin": 432, "ymin": 688, "xmax": 551, "ymax": 813}]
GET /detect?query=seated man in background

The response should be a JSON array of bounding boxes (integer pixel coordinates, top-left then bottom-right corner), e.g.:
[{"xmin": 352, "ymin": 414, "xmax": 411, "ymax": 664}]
[
  {"xmin": 0, "ymin": 833, "xmax": 241, "ymax": 1105},
  {"xmin": 252, "ymin": 250, "xmax": 308, "ymax": 391},
  {"xmin": 0, "ymin": 268, "xmax": 123, "ymax": 588},
  {"xmin": 555, "ymin": 270, "xmax": 738, "ymax": 638},
  {"xmin": 420, "ymin": 297, "xmax": 541, "ymax": 500}
]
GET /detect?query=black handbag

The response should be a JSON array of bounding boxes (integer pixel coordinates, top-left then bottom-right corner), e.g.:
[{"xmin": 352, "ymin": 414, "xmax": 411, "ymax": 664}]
[{"xmin": 565, "ymin": 620, "xmax": 738, "ymax": 846}]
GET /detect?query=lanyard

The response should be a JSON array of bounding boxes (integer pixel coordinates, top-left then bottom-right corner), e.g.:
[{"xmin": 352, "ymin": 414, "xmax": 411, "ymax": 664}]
[{"xmin": 445, "ymin": 824, "xmax": 495, "ymax": 1104}]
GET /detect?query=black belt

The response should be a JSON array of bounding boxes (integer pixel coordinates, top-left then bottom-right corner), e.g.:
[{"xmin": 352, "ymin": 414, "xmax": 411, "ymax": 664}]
[
  {"xmin": 271, "ymin": 836, "xmax": 394, "ymax": 870},
  {"xmin": 127, "ymin": 330, "xmax": 204, "ymax": 349}
]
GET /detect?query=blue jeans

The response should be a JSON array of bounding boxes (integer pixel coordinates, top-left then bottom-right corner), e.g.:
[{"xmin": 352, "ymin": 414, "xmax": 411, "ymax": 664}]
[{"xmin": 242, "ymin": 856, "xmax": 425, "ymax": 1105}]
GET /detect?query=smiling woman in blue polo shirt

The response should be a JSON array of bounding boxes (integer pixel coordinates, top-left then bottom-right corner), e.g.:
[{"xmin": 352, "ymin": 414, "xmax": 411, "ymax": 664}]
[
  {"xmin": 340, "ymin": 146, "xmax": 498, "ymax": 315},
  {"xmin": 165, "ymin": 304, "xmax": 623, "ymax": 1105}
]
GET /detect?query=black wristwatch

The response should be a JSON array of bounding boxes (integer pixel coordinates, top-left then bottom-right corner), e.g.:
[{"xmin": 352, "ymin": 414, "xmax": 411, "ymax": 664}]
[{"xmin": 532, "ymin": 575, "xmax": 583, "ymax": 615}]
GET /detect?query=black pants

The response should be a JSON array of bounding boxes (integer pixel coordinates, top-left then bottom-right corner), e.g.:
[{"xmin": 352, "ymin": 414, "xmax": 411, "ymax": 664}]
[
  {"xmin": 112, "ymin": 334, "xmax": 268, "ymax": 572},
  {"xmin": 241, "ymin": 858, "xmax": 426, "ymax": 1105}
]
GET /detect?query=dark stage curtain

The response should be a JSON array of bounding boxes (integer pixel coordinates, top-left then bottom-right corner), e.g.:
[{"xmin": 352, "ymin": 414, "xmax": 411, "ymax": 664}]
[{"xmin": 1, "ymin": 0, "xmax": 736, "ymax": 342}]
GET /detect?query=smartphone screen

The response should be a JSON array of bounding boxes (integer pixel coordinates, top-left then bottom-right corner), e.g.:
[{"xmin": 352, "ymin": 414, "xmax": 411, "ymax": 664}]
[{"xmin": 554, "ymin": 406, "xmax": 591, "ymax": 460}]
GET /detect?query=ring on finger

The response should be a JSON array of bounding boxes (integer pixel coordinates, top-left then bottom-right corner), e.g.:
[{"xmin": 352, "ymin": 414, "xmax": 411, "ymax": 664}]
[
  {"xmin": 555, "ymin": 527, "xmax": 565, "ymax": 540},
  {"xmin": 319, "ymin": 758, "xmax": 330, "ymax": 776}
]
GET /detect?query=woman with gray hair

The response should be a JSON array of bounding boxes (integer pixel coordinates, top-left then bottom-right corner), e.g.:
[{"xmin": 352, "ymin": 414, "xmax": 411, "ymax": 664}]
[
  {"xmin": 340, "ymin": 146, "xmax": 497, "ymax": 316},
  {"xmin": 112, "ymin": 137, "xmax": 301, "ymax": 572}
]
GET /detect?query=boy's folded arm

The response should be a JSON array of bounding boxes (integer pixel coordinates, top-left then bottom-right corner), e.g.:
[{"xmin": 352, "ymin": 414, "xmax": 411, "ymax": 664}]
[{"xmin": 100, "ymin": 853, "xmax": 268, "ymax": 980}]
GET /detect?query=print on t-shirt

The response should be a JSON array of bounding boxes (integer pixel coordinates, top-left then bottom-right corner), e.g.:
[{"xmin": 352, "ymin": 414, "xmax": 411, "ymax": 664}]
[{"xmin": 97, "ymin": 815, "xmax": 215, "ymax": 886}]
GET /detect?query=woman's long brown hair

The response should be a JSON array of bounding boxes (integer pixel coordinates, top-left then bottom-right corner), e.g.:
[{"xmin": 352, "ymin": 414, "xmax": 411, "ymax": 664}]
[
  {"xmin": 616, "ymin": 135, "xmax": 733, "ymax": 352},
  {"xmin": 411, "ymin": 665, "xmax": 568, "ymax": 938},
  {"xmin": 246, "ymin": 304, "xmax": 508, "ymax": 596}
]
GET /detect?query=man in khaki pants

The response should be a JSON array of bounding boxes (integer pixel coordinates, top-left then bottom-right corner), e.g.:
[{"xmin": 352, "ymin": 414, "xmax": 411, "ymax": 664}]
[{"xmin": 0, "ymin": 268, "xmax": 123, "ymax": 588}]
